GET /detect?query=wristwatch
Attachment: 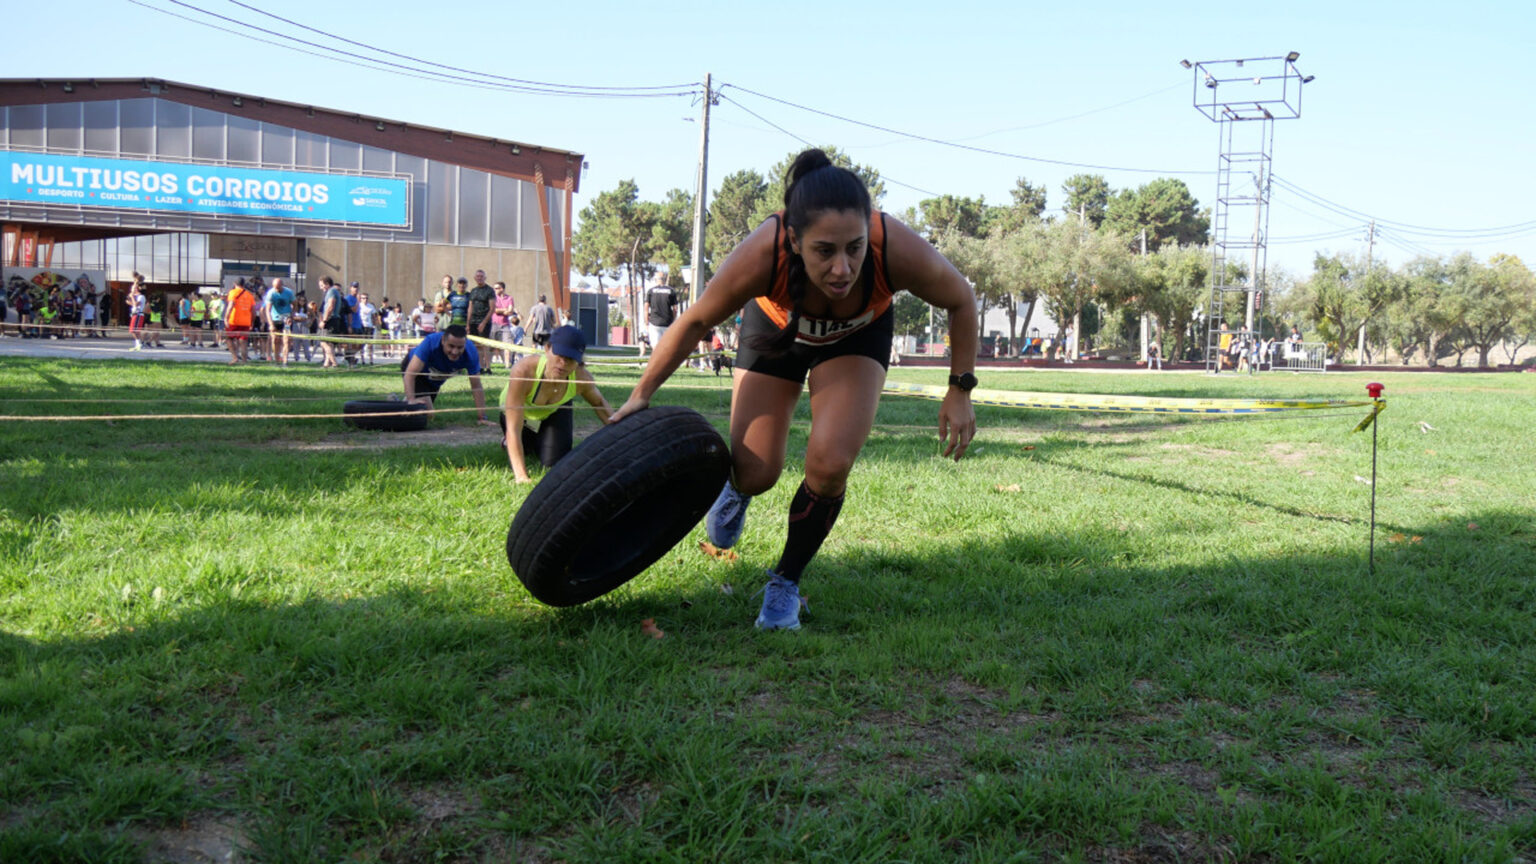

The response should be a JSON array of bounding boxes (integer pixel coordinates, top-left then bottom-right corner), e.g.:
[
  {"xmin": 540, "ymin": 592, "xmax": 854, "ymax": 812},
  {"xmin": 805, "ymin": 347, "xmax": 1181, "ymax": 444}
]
[{"xmin": 948, "ymin": 372, "xmax": 978, "ymax": 392}]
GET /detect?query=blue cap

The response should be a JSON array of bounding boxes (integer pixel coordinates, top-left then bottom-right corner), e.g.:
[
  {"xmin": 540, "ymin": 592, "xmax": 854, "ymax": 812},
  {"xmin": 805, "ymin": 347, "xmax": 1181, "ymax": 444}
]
[{"xmin": 549, "ymin": 325, "xmax": 586, "ymax": 362}]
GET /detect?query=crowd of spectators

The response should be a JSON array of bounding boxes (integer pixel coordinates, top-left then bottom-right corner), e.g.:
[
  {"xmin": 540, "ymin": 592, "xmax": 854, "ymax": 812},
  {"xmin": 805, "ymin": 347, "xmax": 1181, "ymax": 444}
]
[{"xmin": 3, "ymin": 269, "xmax": 536, "ymax": 370}]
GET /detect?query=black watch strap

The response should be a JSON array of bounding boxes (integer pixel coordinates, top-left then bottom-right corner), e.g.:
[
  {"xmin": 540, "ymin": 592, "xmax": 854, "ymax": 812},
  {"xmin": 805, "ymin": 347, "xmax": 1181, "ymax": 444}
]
[{"xmin": 948, "ymin": 372, "xmax": 978, "ymax": 392}]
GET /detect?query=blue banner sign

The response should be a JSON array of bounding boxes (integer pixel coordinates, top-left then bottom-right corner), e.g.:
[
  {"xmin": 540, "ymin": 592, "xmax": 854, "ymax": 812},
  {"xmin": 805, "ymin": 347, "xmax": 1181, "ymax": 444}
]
[{"xmin": 1, "ymin": 151, "xmax": 410, "ymax": 228}]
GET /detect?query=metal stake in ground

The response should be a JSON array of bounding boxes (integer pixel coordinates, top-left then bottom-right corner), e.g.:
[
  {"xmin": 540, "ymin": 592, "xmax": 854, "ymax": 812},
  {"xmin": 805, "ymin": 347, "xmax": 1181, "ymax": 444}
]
[{"xmin": 1356, "ymin": 382, "xmax": 1386, "ymax": 574}]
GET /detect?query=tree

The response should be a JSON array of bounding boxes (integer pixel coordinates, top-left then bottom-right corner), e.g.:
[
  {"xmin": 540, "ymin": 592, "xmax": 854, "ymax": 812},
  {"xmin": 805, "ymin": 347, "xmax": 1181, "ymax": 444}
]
[
  {"xmin": 937, "ymin": 231, "xmax": 1004, "ymax": 337},
  {"xmin": 1103, "ymin": 178, "xmax": 1209, "ymax": 252},
  {"xmin": 1030, "ymin": 220, "xmax": 1134, "ymax": 358},
  {"xmin": 1396, "ymin": 256, "xmax": 1467, "ymax": 367},
  {"xmin": 751, "ymin": 146, "xmax": 887, "ymax": 227},
  {"xmin": 648, "ymin": 189, "xmax": 695, "ymax": 287},
  {"xmin": 1132, "ymin": 243, "xmax": 1210, "ymax": 363},
  {"xmin": 1293, "ymin": 252, "xmax": 1400, "ymax": 362},
  {"xmin": 983, "ymin": 177, "xmax": 1048, "ymax": 236},
  {"xmin": 706, "ymin": 169, "xmax": 768, "ymax": 268},
  {"xmin": 1460, "ymin": 253, "xmax": 1535, "ymax": 367},
  {"xmin": 571, "ymin": 179, "xmax": 647, "ymax": 292},
  {"xmin": 1060, "ymin": 174, "xmax": 1110, "ymax": 227},
  {"xmin": 1499, "ymin": 255, "xmax": 1536, "ymax": 363},
  {"xmin": 915, "ymin": 194, "xmax": 988, "ymax": 242}
]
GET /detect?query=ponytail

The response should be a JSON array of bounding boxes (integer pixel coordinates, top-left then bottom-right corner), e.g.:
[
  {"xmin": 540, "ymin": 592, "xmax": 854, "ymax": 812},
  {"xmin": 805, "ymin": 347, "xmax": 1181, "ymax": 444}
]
[{"xmin": 750, "ymin": 149, "xmax": 873, "ymax": 355}]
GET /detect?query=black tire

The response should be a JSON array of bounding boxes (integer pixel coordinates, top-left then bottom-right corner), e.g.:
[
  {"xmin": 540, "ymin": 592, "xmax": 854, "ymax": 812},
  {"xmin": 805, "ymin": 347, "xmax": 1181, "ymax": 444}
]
[
  {"xmin": 342, "ymin": 399, "xmax": 431, "ymax": 432},
  {"xmin": 507, "ymin": 406, "xmax": 730, "ymax": 607}
]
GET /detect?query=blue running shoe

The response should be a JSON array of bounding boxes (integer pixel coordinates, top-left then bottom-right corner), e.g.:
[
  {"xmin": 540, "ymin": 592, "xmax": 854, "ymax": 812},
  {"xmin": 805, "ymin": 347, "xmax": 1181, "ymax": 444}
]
[
  {"xmin": 755, "ymin": 572, "xmax": 803, "ymax": 631},
  {"xmin": 705, "ymin": 480, "xmax": 752, "ymax": 549}
]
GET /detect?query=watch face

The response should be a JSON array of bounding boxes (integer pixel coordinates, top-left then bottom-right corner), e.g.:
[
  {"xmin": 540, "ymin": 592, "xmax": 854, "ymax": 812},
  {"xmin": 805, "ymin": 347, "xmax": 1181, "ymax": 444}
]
[{"xmin": 951, "ymin": 372, "xmax": 978, "ymax": 391}]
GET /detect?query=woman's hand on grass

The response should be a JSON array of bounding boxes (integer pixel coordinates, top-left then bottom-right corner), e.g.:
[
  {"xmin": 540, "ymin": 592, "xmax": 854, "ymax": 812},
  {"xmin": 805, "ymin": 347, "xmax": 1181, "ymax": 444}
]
[{"xmin": 939, "ymin": 389, "xmax": 976, "ymax": 461}]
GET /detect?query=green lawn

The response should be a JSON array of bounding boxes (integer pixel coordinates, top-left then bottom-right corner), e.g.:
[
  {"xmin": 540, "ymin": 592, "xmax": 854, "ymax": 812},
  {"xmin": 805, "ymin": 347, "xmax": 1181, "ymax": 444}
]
[{"xmin": 2, "ymin": 358, "xmax": 1533, "ymax": 862}]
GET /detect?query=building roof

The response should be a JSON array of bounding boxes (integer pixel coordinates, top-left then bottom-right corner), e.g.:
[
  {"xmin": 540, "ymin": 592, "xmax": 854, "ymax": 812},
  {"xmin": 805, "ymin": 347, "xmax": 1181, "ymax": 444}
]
[{"xmin": 0, "ymin": 77, "xmax": 584, "ymax": 193}]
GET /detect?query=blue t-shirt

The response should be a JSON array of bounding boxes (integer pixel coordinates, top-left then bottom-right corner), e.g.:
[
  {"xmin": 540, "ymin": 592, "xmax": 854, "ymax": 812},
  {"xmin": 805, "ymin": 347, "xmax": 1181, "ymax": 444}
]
[
  {"xmin": 265, "ymin": 286, "xmax": 295, "ymax": 320},
  {"xmin": 345, "ymin": 294, "xmax": 362, "ymax": 329},
  {"xmin": 408, "ymin": 331, "xmax": 480, "ymax": 377}
]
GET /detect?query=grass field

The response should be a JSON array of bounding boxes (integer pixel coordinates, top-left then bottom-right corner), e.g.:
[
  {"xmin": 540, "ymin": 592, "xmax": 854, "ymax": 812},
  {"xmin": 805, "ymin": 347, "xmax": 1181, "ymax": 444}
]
[{"xmin": 2, "ymin": 357, "xmax": 1534, "ymax": 863}]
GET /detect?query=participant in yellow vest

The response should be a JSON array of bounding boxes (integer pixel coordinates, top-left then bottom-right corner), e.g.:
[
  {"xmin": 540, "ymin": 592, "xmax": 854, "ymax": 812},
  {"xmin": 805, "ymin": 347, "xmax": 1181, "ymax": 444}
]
[{"xmin": 190, "ymin": 293, "xmax": 208, "ymax": 348}]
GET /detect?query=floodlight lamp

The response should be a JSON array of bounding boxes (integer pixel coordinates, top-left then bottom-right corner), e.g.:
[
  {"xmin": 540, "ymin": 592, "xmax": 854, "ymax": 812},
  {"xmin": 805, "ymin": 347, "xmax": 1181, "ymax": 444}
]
[
  {"xmin": 1205, "ymin": 75, "xmax": 1217, "ymax": 89},
  {"xmin": 1286, "ymin": 51, "xmax": 1300, "ymax": 62},
  {"xmin": 511, "ymin": 144, "xmax": 521, "ymax": 155},
  {"xmin": 375, "ymin": 120, "xmax": 386, "ymax": 131},
  {"xmin": 231, "ymin": 96, "xmax": 243, "ymax": 107},
  {"xmin": 62, "ymin": 81, "xmax": 74, "ymax": 93},
  {"xmin": 1302, "ymin": 75, "xmax": 1315, "ymax": 84},
  {"xmin": 1179, "ymin": 59, "xmax": 1192, "ymax": 69}
]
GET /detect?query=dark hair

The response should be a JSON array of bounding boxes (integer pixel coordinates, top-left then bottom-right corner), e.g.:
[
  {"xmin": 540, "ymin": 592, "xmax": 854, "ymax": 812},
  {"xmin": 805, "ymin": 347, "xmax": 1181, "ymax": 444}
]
[
  {"xmin": 443, "ymin": 324, "xmax": 468, "ymax": 339},
  {"xmin": 751, "ymin": 148, "xmax": 873, "ymax": 355}
]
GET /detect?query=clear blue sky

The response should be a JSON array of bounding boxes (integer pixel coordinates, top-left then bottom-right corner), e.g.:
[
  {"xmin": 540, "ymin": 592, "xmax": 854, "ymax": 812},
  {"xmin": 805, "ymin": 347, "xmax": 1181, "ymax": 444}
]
[{"xmin": 12, "ymin": 0, "xmax": 1536, "ymax": 279}]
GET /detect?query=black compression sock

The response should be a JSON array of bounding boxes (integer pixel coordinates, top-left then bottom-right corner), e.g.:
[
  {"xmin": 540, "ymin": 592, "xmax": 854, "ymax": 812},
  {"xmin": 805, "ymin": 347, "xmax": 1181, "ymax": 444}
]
[{"xmin": 774, "ymin": 480, "xmax": 845, "ymax": 583}]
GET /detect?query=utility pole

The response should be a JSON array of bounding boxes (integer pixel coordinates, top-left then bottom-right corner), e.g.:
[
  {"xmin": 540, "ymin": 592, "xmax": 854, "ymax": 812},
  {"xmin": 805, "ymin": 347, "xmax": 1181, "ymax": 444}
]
[
  {"xmin": 1358, "ymin": 219, "xmax": 1375, "ymax": 363},
  {"xmin": 688, "ymin": 74, "xmax": 714, "ymax": 304}
]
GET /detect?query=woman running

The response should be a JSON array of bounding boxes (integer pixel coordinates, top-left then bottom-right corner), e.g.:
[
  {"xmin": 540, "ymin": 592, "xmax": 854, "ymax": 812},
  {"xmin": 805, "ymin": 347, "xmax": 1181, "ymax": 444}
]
[{"xmin": 611, "ymin": 149, "xmax": 978, "ymax": 630}]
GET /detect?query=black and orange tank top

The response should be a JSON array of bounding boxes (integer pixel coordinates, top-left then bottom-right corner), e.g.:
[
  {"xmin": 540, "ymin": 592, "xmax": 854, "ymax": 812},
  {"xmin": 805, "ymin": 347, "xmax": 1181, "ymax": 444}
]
[{"xmin": 753, "ymin": 210, "xmax": 894, "ymax": 346}]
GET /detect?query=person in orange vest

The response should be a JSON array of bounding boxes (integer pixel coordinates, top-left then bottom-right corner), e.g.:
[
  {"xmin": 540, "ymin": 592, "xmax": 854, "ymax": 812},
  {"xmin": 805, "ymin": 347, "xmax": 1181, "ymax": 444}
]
[{"xmin": 225, "ymin": 278, "xmax": 258, "ymax": 364}]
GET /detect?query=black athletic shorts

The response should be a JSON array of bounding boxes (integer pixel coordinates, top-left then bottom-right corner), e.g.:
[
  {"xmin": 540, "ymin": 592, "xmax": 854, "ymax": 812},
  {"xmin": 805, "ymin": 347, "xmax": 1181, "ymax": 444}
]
[
  {"xmin": 733, "ymin": 300, "xmax": 893, "ymax": 385},
  {"xmin": 498, "ymin": 403, "xmax": 574, "ymax": 468}
]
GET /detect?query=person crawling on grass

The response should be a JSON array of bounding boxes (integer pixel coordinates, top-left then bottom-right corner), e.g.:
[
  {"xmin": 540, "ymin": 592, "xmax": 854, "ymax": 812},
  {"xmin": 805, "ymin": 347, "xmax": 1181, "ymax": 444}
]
[
  {"xmin": 610, "ymin": 148, "xmax": 978, "ymax": 631},
  {"xmin": 501, "ymin": 325, "xmax": 613, "ymax": 483},
  {"xmin": 400, "ymin": 324, "xmax": 492, "ymax": 425}
]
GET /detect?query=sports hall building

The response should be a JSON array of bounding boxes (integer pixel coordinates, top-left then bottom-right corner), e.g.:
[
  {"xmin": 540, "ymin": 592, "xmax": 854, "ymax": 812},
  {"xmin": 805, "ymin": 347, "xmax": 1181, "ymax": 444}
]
[{"xmin": 0, "ymin": 77, "xmax": 584, "ymax": 323}]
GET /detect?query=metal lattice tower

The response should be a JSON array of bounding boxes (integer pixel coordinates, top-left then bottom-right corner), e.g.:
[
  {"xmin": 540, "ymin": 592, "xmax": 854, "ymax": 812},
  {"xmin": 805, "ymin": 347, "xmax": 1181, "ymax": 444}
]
[{"xmin": 1186, "ymin": 53, "xmax": 1310, "ymax": 373}]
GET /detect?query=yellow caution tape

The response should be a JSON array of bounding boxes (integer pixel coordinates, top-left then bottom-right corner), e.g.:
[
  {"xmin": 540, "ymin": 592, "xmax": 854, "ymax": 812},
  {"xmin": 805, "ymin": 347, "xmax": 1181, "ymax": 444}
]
[
  {"xmin": 882, "ymin": 381, "xmax": 1372, "ymax": 415},
  {"xmin": 1353, "ymin": 400, "xmax": 1387, "ymax": 432}
]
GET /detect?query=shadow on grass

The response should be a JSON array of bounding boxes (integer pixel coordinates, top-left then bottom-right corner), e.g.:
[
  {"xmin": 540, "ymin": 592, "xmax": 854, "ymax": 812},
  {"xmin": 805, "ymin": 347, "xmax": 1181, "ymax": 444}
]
[{"xmin": 3, "ymin": 504, "xmax": 1534, "ymax": 860}]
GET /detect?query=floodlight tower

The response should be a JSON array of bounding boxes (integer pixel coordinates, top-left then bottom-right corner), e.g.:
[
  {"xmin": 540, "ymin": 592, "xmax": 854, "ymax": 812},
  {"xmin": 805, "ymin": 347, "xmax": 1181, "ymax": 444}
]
[{"xmin": 1183, "ymin": 53, "xmax": 1311, "ymax": 373}]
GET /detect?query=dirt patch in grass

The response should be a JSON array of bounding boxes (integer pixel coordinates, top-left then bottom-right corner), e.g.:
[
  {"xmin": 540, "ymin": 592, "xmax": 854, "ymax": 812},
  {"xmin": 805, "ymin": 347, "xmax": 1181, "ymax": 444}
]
[{"xmin": 132, "ymin": 815, "xmax": 246, "ymax": 864}]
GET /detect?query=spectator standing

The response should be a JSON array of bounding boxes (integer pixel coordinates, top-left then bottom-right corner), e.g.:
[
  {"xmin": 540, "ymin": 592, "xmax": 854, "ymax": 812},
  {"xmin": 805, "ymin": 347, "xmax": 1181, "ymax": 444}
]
[
  {"xmin": 177, "ymin": 293, "xmax": 193, "ymax": 345},
  {"xmin": 318, "ymin": 276, "xmax": 348, "ymax": 369},
  {"xmin": 291, "ymin": 298, "xmax": 313, "ymax": 363},
  {"xmin": 467, "ymin": 270, "xmax": 497, "ymax": 374},
  {"xmin": 491, "ymin": 282, "xmax": 518, "ymax": 365},
  {"xmin": 264, "ymin": 277, "xmax": 296, "ymax": 367},
  {"xmin": 189, "ymin": 291, "xmax": 207, "ymax": 347},
  {"xmin": 224, "ymin": 278, "xmax": 257, "ymax": 364},
  {"xmin": 448, "ymin": 277, "xmax": 471, "ymax": 327},
  {"xmin": 127, "ymin": 275, "xmax": 148, "ymax": 350},
  {"xmin": 358, "ymin": 291, "xmax": 379, "ymax": 365},
  {"xmin": 646, "ymin": 280, "xmax": 679, "ymax": 357},
  {"xmin": 410, "ymin": 298, "xmax": 434, "ymax": 338},
  {"xmin": 528, "ymin": 294, "xmax": 556, "ymax": 348},
  {"xmin": 80, "ymin": 289, "xmax": 97, "ymax": 338},
  {"xmin": 383, "ymin": 303, "xmax": 402, "ymax": 358},
  {"xmin": 509, "ymin": 312, "xmax": 525, "ymax": 347},
  {"xmin": 432, "ymin": 274, "xmax": 454, "ymax": 310},
  {"xmin": 209, "ymin": 291, "xmax": 226, "ymax": 348}
]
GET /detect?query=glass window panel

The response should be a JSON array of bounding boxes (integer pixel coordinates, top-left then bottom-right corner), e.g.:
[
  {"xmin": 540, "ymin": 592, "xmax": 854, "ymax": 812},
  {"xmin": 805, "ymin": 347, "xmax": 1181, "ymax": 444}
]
[
  {"xmin": 361, "ymin": 145, "xmax": 393, "ymax": 173},
  {"xmin": 457, "ymin": 168, "xmax": 489, "ymax": 246},
  {"xmin": 191, "ymin": 106, "xmax": 225, "ymax": 161},
  {"xmin": 227, "ymin": 114, "xmax": 259, "ymax": 164},
  {"xmin": 490, "ymin": 174, "xmax": 520, "ymax": 247},
  {"xmin": 294, "ymin": 130, "xmax": 326, "ymax": 168},
  {"xmin": 425, "ymin": 161, "xmax": 455, "ymax": 244},
  {"xmin": 45, "ymin": 102, "xmax": 83, "ymax": 150},
  {"xmin": 10, "ymin": 104, "xmax": 45, "ymax": 148},
  {"xmin": 519, "ymin": 181, "xmax": 545, "ymax": 250},
  {"xmin": 119, "ymin": 99, "xmax": 154, "ymax": 155},
  {"xmin": 83, "ymin": 101, "xmax": 118, "ymax": 152},
  {"xmin": 155, "ymin": 100, "xmax": 191, "ymax": 158},
  {"xmin": 261, "ymin": 123, "xmax": 294, "ymax": 166},
  {"xmin": 328, "ymin": 138, "xmax": 361, "ymax": 171}
]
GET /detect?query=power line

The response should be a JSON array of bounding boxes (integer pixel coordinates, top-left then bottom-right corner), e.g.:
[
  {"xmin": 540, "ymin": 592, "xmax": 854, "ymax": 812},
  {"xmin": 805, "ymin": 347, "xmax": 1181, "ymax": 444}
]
[
  {"xmin": 226, "ymin": 0, "xmax": 698, "ymax": 94},
  {"xmin": 135, "ymin": 0, "xmax": 698, "ymax": 99},
  {"xmin": 1274, "ymin": 175, "xmax": 1536, "ymax": 239},
  {"xmin": 720, "ymin": 83, "xmax": 1214, "ymax": 177},
  {"xmin": 713, "ymin": 92, "xmax": 938, "ymax": 197}
]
